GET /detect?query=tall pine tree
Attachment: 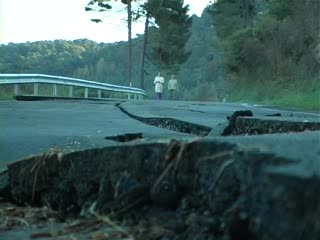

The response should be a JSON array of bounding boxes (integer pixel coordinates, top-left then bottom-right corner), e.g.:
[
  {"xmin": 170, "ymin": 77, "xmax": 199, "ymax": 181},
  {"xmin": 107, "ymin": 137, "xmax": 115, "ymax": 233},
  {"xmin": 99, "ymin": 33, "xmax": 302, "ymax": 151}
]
[
  {"xmin": 147, "ymin": 0, "xmax": 192, "ymax": 72},
  {"xmin": 85, "ymin": 0, "xmax": 134, "ymax": 87},
  {"xmin": 209, "ymin": 0, "xmax": 256, "ymax": 39}
]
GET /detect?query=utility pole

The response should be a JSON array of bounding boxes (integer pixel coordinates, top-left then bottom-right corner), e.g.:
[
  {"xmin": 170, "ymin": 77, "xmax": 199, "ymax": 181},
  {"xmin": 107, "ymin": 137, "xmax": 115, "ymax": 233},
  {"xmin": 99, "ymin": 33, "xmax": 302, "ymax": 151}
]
[
  {"xmin": 139, "ymin": 11, "xmax": 150, "ymax": 90},
  {"xmin": 128, "ymin": 0, "xmax": 132, "ymax": 87}
]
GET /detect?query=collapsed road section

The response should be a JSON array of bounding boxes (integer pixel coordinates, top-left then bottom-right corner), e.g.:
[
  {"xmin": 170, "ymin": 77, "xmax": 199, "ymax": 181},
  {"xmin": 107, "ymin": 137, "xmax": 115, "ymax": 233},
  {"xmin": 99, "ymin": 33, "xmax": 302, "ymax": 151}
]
[
  {"xmin": 1, "ymin": 130, "xmax": 320, "ymax": 240},
  {"xmin": 118, "ymin": 103, "xmax": 320, "ymax": 137},
  {"xmin": 118, "ymin": 104, "xmax": 212, "ymax": 137},
  {"xmin": 221, "ymin": 110, "xmax": 320, "ymax": 136},
  {"xmin": 1, "ymin": 100, "xmax": 320, "ymax": 240}
]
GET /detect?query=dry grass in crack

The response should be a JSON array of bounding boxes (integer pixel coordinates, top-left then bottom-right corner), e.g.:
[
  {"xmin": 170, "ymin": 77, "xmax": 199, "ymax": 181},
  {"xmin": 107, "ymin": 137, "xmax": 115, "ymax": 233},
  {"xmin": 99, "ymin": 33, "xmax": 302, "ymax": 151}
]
[
  {"xmin": 30, "ymin": 157, "xmax": 46, "ymax": 203},
  {"xmin": 208, "ymin": 158, "xmax": 234, "ymax": 192},
  {"xmin": 198, "ymin": 150, "xmax": 234, "ymax": 162},
  {"xmin": 30, "ymin": 150, "xmax": 63, "ymax": 202},
  {"xmin": 197, "ymin": 151, "xmax": 235, "ymax": 192},
  {"xmin": 145, "ymin": 225, "xmax": 173, "ymax": 239},
  {"xmin": 90, "ymin": 209, "xmax": 130, "ymax": 237},
  {"xmin": 112, "ymin": 195, "xmax": 149, "ymax": 218},
  {"xmin": 152, "ymin": 138, "xmax": 201, "ymax": 194},
  {"xmin": 0, "ymin": 216, "xmax": 29, "ymax": 230},
  {"xmin": 0, "ymin": 203, "xmax": 63, "ymax": 232},
  {"xmin": 30, "ymin": 219, "xmax": 104, "ymax": 239}
]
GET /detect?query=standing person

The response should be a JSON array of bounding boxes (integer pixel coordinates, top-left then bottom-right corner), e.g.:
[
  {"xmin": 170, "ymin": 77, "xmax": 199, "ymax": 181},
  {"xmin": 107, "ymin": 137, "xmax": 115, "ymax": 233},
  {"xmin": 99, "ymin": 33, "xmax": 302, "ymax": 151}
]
[
  {"xmin": 154, "ymin": 72, "xmax": 165, "ymax": 100},
  {"xmin": 168, "ymin": 74, "xmax": 178, "ymax": 100}
]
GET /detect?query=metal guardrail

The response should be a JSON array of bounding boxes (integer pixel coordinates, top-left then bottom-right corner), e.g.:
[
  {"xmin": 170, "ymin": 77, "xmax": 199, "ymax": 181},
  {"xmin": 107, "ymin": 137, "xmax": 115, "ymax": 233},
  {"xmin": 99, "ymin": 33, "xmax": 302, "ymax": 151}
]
[{"xmin": 0, "ymin": 73, "xmax": 145, "ymax": 99}]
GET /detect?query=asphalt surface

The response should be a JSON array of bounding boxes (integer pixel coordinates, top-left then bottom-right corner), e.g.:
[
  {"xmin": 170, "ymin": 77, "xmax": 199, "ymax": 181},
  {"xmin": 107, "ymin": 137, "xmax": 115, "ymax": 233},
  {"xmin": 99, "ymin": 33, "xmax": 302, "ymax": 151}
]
[
  {"xmin": 0, "ymin": 99, "xmax": 319, "ymax": 166},
  {"xmin": 209, "ymin": 130, "xmax": 320, "ymax": 178},
  {"xmin": 0, "ymin": 100, "xmax": 190, "ymax": 165},
  {"xmin": 121, "ymin": 100, "xmax": 320, "ymax": 127}
]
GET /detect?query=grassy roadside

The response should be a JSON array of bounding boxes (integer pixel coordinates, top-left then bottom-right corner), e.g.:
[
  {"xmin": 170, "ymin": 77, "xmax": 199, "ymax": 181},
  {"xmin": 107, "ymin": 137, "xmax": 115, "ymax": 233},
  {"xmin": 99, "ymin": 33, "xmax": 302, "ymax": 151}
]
[
  {"xmin": 228, "ymin": 79, "xmax": 320, "ymax": 112},
  {"xmin": 0, "ymin": 86, "xmax": 14, "ymax": 100}
]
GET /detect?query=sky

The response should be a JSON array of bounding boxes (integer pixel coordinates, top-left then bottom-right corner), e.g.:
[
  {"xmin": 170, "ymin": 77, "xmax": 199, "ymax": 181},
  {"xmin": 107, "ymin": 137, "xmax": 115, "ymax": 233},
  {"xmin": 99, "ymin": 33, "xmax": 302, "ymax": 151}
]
[{"xmin": 0, "ymin": 0, "xmax": 211, "ymax": 45}]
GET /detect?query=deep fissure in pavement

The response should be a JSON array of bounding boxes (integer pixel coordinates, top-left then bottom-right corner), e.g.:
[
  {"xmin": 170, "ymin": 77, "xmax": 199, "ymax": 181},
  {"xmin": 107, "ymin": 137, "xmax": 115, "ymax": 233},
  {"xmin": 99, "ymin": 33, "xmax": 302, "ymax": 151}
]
[
  {"xmin": 105, "ymin": 133, "xmax": 143, "ymax": 142},
  {"xmin": 2, "ymin": 101, "xmax": 320, "ymax": 239},
  {"xmin": 222, "ymin": 110, "xmax": 320, "ymax": 136},
  {"xmin": 118, "ymin": 105, "xmax": 212, "ymax": 137},
  {"xmin": 118, "ymin": 105, "xmax": 320, "ymax": 137}
]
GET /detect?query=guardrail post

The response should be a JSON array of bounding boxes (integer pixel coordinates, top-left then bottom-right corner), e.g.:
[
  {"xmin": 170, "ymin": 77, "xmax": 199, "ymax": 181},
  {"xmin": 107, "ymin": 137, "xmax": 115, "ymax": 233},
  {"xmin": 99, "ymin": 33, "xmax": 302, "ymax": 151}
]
[
  {"xmin": 69, "ymin": 86, "xmax": 73, "ymax": 98},
  {"xmin": 14, "ymin": 84, "xmax": 19, "ymax": 96},
  {"xmin": 53, "ymin": 84, "xmax": 58, "ymax": 96},
  {"xmin": 34, "ymin": 83, "xmax": 39, "ymax": 96},
  {"xmin": 85, "ymin": 88, "xmax": 88, "ymax": 98},
  {"xmin": 128, "ymin": 94, "xmax": 131, "ymax": 100}
]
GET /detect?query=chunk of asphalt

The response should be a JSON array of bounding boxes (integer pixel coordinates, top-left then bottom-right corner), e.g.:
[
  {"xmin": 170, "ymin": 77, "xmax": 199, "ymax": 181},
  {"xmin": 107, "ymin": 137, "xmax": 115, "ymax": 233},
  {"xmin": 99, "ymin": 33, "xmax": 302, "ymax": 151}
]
[
  {"xmin": 5, "ymin": 131, "xmax": 320, "ymax": 240},
  {"xmin": 0, "ymin": 169, "xmax": 11, "ymax": 202},
  {"xmin": 222, "ymin": 110, "xmax": 253, "ymax": 135},
  {"xmin": 231, "ymin": 116, "xmax": 320, "ymax": 135},
  {"xmin": 222, "ymin": 110, "xmax": 320, "ymax": 136}
]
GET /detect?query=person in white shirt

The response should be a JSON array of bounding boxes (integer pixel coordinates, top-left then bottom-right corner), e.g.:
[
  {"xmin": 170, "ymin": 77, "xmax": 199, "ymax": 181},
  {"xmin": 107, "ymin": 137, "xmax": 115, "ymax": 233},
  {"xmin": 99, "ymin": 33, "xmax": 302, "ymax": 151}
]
[
  {"xmin": 168, "ymin": 74, "xmax": 178, "ymax": 100},
  {"xmin": 154, "ymin": 72, "xmax": 165, "ymax": 100}
]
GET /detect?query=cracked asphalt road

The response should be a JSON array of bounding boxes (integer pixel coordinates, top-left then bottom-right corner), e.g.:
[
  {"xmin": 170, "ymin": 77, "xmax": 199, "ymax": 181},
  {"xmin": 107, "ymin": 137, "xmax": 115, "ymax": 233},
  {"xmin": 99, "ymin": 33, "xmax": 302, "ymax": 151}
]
[{"xmin": 1, "ymin": 99, "xmax": 319, "ymax": 165}]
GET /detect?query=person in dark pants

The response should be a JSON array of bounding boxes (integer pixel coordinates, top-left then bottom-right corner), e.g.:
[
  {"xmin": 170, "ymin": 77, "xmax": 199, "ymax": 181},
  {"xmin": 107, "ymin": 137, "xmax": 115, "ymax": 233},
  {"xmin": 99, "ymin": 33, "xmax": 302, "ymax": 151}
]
[
  {"xmin": 168, "ymin": 75, "xmax": 178, "ymax": 100},
  {"xmin": 154, "ymin": 72, "xmax": 164, "ymax": 100}
]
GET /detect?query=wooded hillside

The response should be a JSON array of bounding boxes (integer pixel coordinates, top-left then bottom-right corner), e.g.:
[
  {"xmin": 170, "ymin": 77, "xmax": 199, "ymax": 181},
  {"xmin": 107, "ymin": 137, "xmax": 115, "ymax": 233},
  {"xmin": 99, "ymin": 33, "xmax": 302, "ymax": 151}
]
[{"xmin": 1, "ymin": 0, "xmax": 319, "ymax": 109}]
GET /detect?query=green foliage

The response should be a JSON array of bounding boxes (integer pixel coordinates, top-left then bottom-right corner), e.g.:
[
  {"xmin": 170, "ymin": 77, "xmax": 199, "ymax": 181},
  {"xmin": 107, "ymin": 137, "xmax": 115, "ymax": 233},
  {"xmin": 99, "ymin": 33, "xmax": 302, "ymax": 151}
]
[
  {"xmin": 268, "ymin": 0, "xmax": 298, "ymax": 20},
  {"xmin": 147, "ymin": 0, "xmax": 192, "ymax": 71},
  {"xmin": 207, "ymin": 0, "xmax": 320, "ymax": 109},
  {"xmin": 86, "ymin": 0, "xmax": 112, "ymax": 22},
  {"xmin": 0, "ymin": 39, "xmax": 129, "ymax": 85},
  {"xmin": 223, "ymin": 28, "xmax": 254, "ymax": 71},
  {"xmin": 255, "ymin": 14, "xmax": 279, "ymax": 41},
  {"xmin": 229, "ymin": 76, "xmax": 320, "ymax": 111},
  {"xmin": 209, "ymin": 0, "xmax": 256, "ymax": 38},
  {"xmin": 1, "ymin": 0, "xmax": 319, "ymax": 110}
]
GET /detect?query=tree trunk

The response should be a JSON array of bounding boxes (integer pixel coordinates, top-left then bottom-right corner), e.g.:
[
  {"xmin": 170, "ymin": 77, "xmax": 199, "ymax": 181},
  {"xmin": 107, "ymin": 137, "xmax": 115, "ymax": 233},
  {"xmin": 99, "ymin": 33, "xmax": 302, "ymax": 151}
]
[
  {"xmin": 128, "ymin": 0, "xmax": 132, "ymax": 87},
  {"xmin": 139, "ymin": 12, "xmax": 150, "ymax": 90}
]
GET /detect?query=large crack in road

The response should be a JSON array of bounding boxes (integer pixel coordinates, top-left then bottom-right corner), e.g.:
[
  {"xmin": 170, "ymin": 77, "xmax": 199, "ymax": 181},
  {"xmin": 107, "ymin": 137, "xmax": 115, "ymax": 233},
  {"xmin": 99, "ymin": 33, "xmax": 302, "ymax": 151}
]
[
  {"xmin": 1, "ymin": 99, "xmax": 320, "ymax": 240},
  {"xmin": 117, "ymin": 102, "xmax": 320, "ymax": 137},
  {"xmin": 117, "ymin": 103, "xmax": 212, "ymax": 137}
]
